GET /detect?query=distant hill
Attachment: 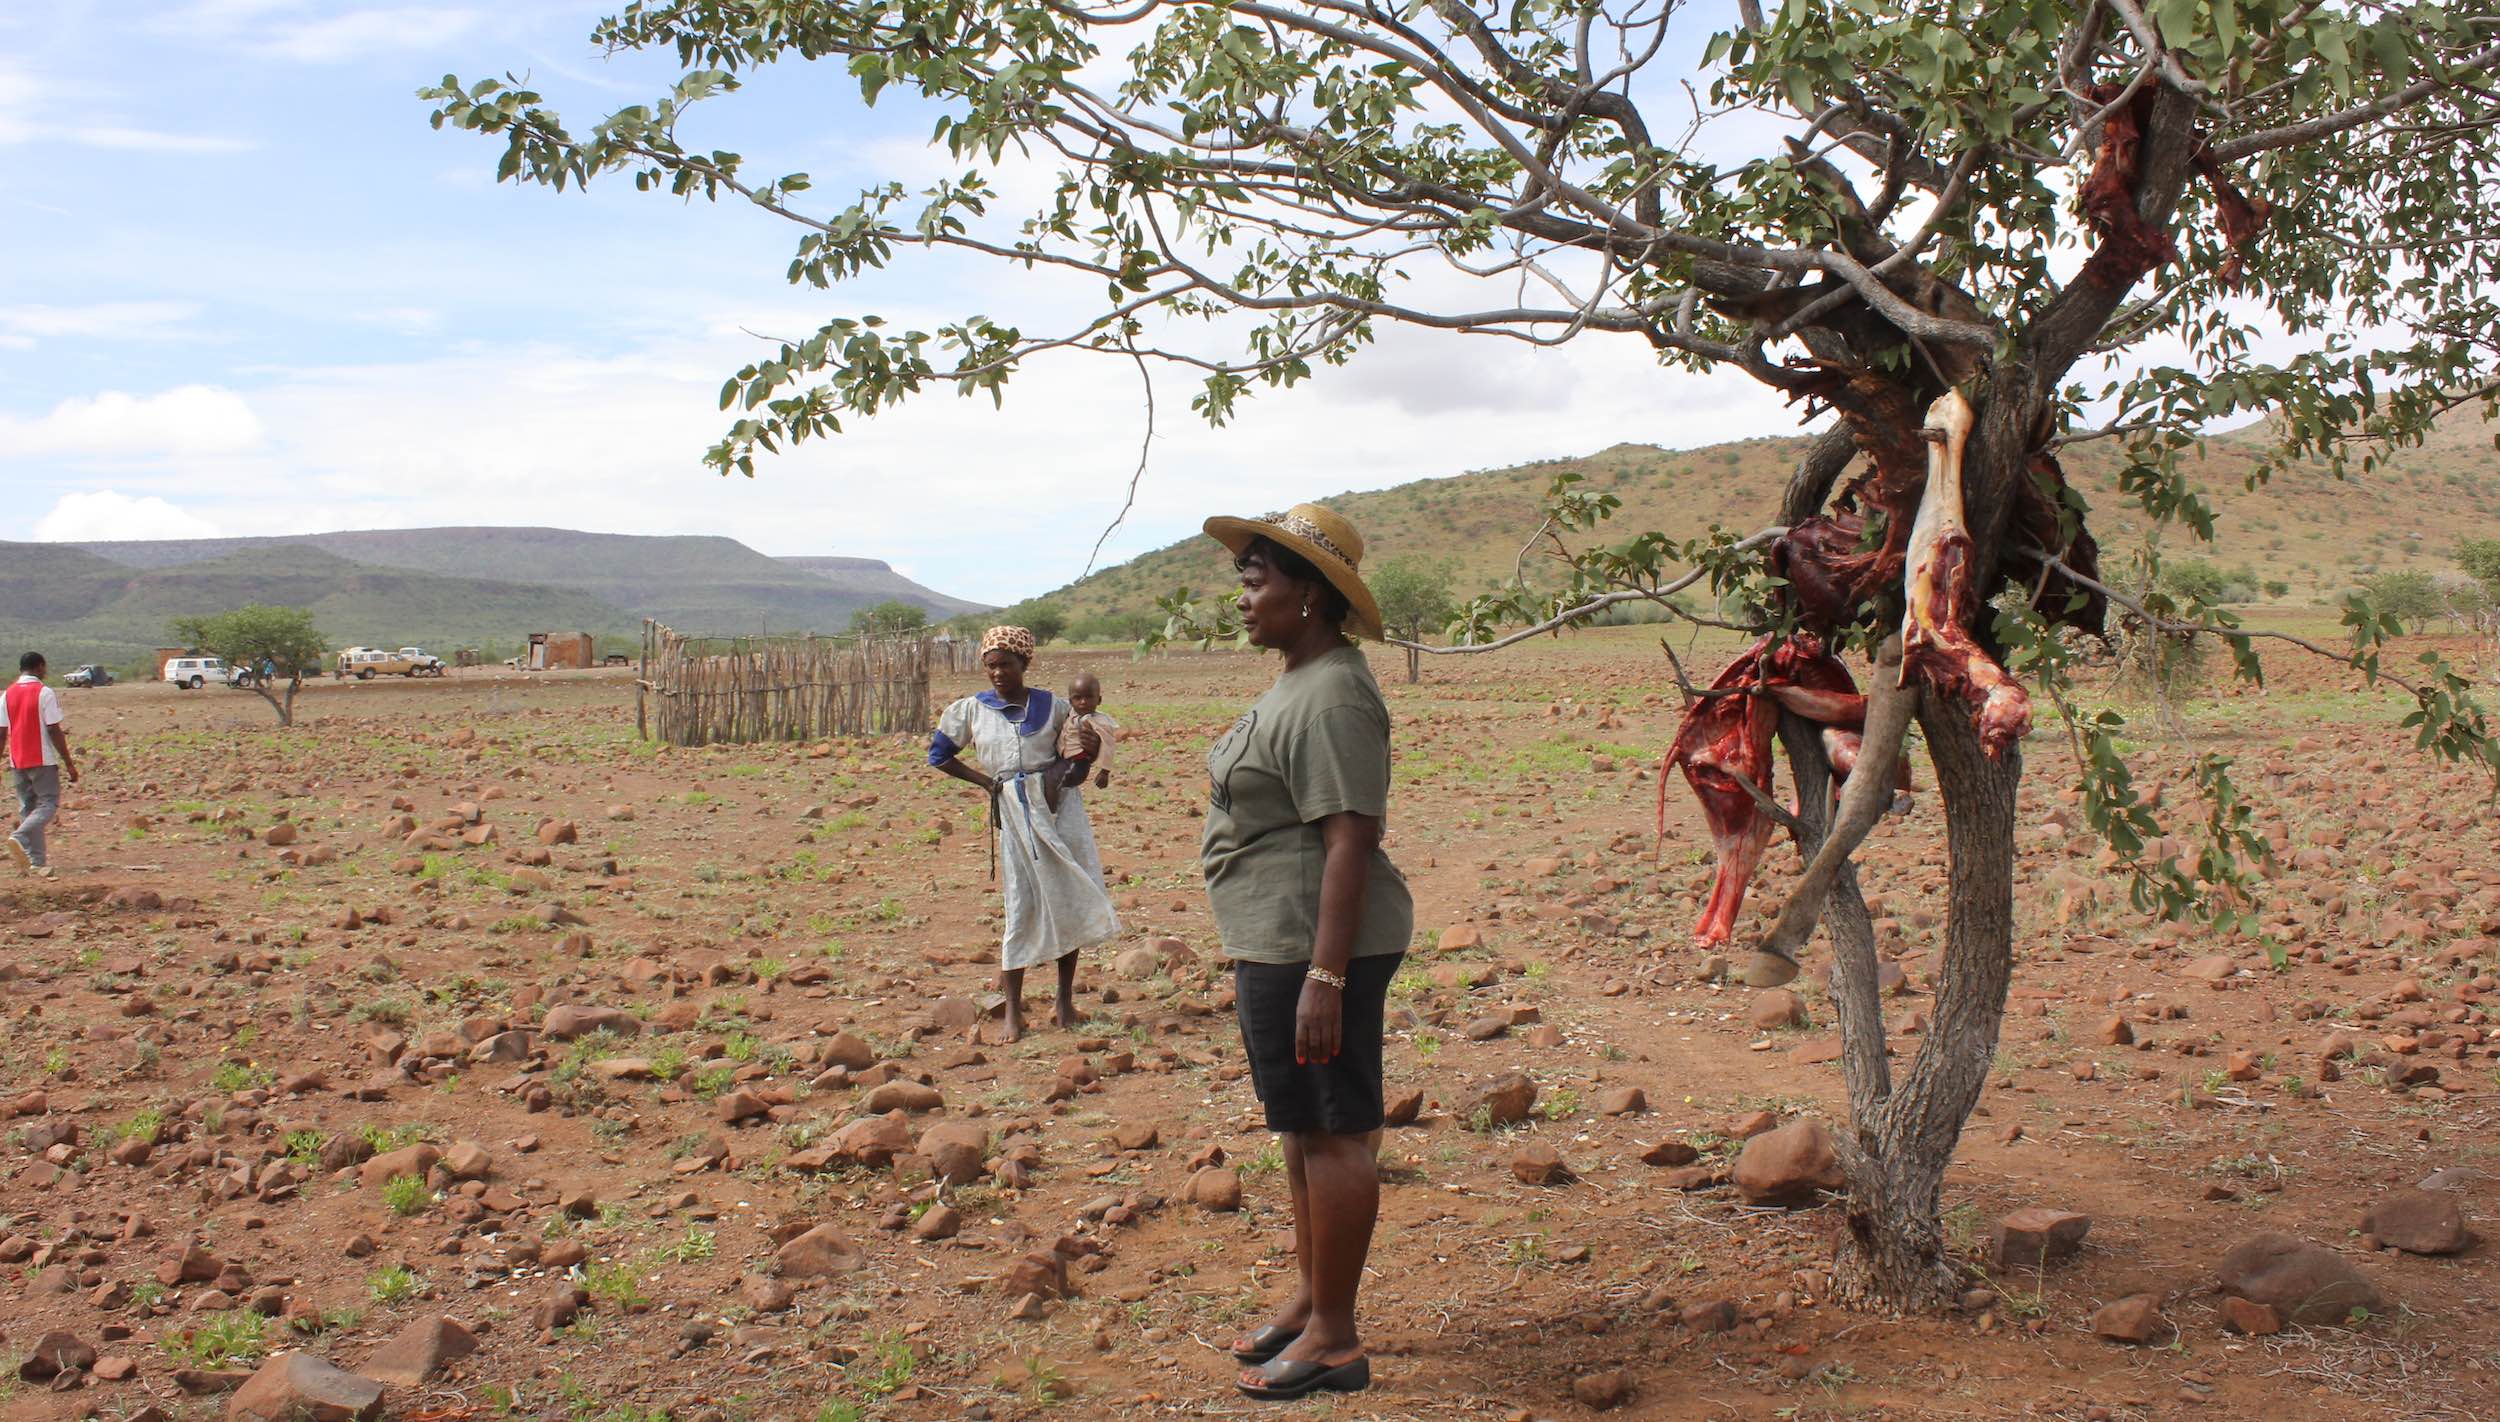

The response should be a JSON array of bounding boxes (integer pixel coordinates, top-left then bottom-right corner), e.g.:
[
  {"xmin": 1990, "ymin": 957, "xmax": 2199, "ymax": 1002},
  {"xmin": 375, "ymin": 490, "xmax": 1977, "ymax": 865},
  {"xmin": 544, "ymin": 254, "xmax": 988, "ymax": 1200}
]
[
  {"xmin": 777, "ymin": 557, "xmax": 986, "ymax": 618},
  {"xmin": 63, "ymin": 527, "xmax": 984, "ymax": 635},
  {"xmin": 0, "ymin": 543, "xmax": 635, "ymax": 670},
  {"xmin": 0, "ymin": 526, "xmax": 987, "ymax": 671},
  {"xmin": 1042, "ymin": 415, "xmax": 2500, "ymax": 621}
]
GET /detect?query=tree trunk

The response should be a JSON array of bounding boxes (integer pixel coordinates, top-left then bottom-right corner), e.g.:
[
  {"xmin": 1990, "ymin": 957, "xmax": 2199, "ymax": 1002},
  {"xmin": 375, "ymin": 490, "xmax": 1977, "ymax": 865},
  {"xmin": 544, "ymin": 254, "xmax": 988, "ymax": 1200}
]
[
  {"xmin": 1825, "ymin": 685, "xmax": 2020, "ymax": 1309},
  {"xmin": 1405, "ymin": 645, "xmax": 1420, "ymax": 683}
]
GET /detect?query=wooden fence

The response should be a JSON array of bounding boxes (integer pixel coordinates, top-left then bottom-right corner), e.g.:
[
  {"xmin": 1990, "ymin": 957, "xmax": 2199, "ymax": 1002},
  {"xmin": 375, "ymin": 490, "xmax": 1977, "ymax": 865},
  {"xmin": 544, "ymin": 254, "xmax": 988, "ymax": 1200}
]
[{"xmin": 639, "ymin": 620, "xmax": 933, "ymax": 746}]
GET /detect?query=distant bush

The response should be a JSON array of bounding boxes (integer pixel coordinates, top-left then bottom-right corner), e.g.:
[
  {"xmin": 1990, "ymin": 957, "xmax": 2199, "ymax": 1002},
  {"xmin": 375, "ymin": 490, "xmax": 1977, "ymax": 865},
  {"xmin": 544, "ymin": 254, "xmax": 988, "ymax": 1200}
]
[
  {"xmin": 1067, "ymin": 610, "xmax": 1160, "ymax": 643},
  {"xmin": 2159, "ymin": 558, "xmax": 2258, "ymax": 604},
  {"xmin": 2356, "ymin": 569, "xmax": 2444, "ymax": 631}
]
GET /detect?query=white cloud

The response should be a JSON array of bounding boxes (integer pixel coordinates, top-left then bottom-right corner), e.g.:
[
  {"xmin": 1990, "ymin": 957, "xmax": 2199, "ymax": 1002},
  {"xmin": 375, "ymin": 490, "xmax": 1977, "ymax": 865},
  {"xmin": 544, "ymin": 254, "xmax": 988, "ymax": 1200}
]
[
  {"xmin": 0, "ymin": 58, "xmax": 253, "ymax": 153},
  {"xmin": 0, "ymin": 317, "xmax": 1791, "ymax": 603},
  {"xmin": 0, "ymin": 386, "xmax": 264, "ymax": 459},
  {"xmin": 0, "ymin": 301, "xmax": 203, "ymax": 349},
  {"xmin": 63, "ymin": 125, "xmax": 255, "ymax": 153},
  {"xmin": 34, "ymin": 490, "xmax": 222, "ymax": 542},
  {"xmin": 144, "ymin": 2, "xmax": 481, "ymax": 64},
  {"xmin": 259, "ymin": 7, "xmax": 480, "ymax": 64}
]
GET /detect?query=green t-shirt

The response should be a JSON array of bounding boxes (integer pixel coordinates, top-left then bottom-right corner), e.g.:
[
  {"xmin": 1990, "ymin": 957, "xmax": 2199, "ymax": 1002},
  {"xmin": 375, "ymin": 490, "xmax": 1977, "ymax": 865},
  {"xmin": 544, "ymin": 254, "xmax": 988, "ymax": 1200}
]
[{"xmin": 1201, "ymin": 645, "xmax": 1414, "ymax": 963}]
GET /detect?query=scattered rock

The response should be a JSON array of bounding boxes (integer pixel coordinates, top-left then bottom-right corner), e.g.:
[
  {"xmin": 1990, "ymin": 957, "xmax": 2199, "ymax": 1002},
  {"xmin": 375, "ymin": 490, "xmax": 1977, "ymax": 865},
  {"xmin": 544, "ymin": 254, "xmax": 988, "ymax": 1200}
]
[
  {"xmin": 1572, "ymin": 1368, "xmax": 1635, "ymax": 1410},
  {"xmin": 1597, "ymin": 1086, "xmax": 1647, "ymax": 1116},
  {"xmin": 1510, "ymin": 1141, "xmax": 1570, "ymax": 1186},
  {"xmin": 2217, "ymin": 1234, "xmax": 2386, "ymax": 1324},
  {"xmin": 226, "ymin": 1352, "xmax": 385, "ymax": 1422},
  {"xmin": 1186, "ymin": 1166, "xmax": 1243, "ymax": 1212},
  {"xmin": 918, "ymin": 1120, "xmax": 990, "ymax": 1186},
  {"xmin": 776, "ymin": 1225, "xmax": 864, "ymax": 1279},
  {"xmin": 2361, "ymin": 1190, "xmax": 2469, "ymax": 1256},
  {"xmin": 2091, "ymin": 1294, "xmax": 2167, "ymax": 1344},
  {"xmin": 17, "ymin": 1330, "xmax": 96, "ymax": 1382},
  {"xmin": 2219, "ymin": 1297, "xmax": 2282, "ymax": 1336},
  {"xmin": 1993, "ymin": 1208, "xmax": 2092, "ymax": 1271},
  {"xmin": 362, "ymin": 1315, "xmax": 478, "ymax": 1388},
  {"xmin": 1748, "ymin": 989, "xmax": 1807, "ymax": 1030},
  {"xmin": 1463, "ymin": 1071, "xmax": 1537, "ymax": 1128},
  {"xmin": 541, "ymin": 1005, "xmax": 640, "ymax": 1041},
  {"xmin": 1731, "ymin": 1120, "xmax": 1843, "ymax": 1207}
]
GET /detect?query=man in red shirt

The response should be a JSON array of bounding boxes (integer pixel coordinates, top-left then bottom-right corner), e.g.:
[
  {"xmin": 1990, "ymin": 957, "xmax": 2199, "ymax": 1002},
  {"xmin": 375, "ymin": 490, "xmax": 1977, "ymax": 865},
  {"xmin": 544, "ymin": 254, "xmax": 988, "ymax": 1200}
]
[{"xmin": 2, "ymin": 652, "xmax": 79, "ymax": 877}]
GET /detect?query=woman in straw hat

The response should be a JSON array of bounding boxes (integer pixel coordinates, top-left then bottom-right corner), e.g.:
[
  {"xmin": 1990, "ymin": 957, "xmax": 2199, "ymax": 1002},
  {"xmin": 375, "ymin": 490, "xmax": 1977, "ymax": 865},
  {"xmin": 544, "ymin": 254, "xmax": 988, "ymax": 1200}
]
[
  {"xmin": 928, "ymin": 625, "xmax": 1121, "ymax": 1040},
  {"xmin": 1198, "ymin": 504, "xmax": 1412, "ymax": 1401}
]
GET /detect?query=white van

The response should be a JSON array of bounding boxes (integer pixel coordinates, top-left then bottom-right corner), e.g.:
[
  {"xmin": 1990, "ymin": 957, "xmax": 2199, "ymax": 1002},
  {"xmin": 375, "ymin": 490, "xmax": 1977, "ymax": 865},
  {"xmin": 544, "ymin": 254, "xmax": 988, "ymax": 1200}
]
[{"xmin": 163, "ymin": 656, "xmax": 232, "ymax": 690}]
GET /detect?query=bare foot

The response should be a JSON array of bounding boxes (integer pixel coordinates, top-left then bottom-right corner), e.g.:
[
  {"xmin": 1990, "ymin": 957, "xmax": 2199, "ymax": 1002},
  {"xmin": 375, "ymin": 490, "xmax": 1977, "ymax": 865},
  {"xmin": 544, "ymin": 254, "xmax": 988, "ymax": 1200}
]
[
  {"xmin": 1053, "ymin": 1000, "xmax": 1082, "ymax": 1029},
  {"xmin": 1002, "ymin": 1004, "xmax": 1027, "ymax": 1042}
]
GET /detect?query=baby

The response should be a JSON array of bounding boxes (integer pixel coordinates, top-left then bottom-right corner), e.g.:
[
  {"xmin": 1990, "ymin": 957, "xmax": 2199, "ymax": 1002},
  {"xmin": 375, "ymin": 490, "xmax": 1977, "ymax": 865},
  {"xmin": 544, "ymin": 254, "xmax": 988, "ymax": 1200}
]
[{"xmin": 1045, "ymin": 671, "xmax": 1116, "ymax": 813}]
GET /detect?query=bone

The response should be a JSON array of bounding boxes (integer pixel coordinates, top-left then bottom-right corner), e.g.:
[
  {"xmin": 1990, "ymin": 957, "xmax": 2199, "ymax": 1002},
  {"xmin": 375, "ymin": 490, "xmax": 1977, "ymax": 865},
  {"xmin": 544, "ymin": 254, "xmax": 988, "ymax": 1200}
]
[{"xmin": 1900, "ymin": 388, "xmax": 2030, "ymax": 755}]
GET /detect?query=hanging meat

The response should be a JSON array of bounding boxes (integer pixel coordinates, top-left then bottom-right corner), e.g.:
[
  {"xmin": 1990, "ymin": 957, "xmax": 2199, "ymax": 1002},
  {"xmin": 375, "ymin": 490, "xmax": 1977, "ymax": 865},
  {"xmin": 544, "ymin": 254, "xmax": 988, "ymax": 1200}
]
[{"xmin": 1666, "ymin": 388, "xmax": 2037, "ymax": 950}]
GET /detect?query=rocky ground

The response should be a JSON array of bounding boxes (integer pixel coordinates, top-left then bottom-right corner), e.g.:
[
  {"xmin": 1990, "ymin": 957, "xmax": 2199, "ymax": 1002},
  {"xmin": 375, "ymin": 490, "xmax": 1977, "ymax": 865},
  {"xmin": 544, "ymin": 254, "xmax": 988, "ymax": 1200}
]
[{"xmin": 1, "ymin": 634, "xmax": 2496, "ymax": 1422}]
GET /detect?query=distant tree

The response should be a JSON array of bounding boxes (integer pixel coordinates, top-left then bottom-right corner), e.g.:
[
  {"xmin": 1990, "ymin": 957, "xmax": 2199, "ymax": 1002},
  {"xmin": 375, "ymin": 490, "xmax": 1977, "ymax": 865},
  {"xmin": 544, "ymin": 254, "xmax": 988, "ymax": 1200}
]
[
  {"xmin": 2357, "ymin": 570, "xmax": 2444, "ymax": 633},
  {"xmin": 2261, "ymin": 579, "xmax": 2291, "ymax": 601},
  {"xmin": 1370, "ymin": 557, "xmax": 1457, "ymax": 683},
  {"xmin": 1000, "ymin": 602, "xmax": 1068, "ymax": 647},
  {"xmin": 2462, "ymin": 539, "xmax": 2500, "ymax": 594},
  {"xmin": 848, "ymin": 599, "xmax": 928, "ymax": 638},
  {"xmin": 2160, "ymin": 558, "xmax": 2255, "ymax": 605},
  {"xmin": 170, "ymin": 605, "xmax": 326, "ymax": 726}
]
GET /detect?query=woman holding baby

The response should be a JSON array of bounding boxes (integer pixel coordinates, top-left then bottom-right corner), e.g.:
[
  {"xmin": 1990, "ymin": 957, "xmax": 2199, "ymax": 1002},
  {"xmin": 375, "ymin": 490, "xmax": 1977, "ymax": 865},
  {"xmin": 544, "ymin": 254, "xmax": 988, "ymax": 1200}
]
[{"xmin": 926, "ymin": 625, "xmax": 1121, "ymax": 1040}]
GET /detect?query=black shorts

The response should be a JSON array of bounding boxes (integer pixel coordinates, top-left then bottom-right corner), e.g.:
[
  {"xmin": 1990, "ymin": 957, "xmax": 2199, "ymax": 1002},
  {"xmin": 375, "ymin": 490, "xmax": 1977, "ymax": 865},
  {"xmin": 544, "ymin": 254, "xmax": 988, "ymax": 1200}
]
[{"xmin": 1233, "ymin": 954, "xmax": 1404, "ymax": 1135}]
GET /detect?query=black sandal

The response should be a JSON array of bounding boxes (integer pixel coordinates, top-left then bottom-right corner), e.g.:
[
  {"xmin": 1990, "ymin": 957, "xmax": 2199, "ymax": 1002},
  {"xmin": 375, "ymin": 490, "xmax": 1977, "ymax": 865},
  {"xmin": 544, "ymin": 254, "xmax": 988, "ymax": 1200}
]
[
  {"xmin": 1236, "ymin": 1355, "xmax": 1370, "ymax": 1401},
  {"xmin": 1229, "ymin": 1325, "xmax": 1300, "ymax": 1366}
]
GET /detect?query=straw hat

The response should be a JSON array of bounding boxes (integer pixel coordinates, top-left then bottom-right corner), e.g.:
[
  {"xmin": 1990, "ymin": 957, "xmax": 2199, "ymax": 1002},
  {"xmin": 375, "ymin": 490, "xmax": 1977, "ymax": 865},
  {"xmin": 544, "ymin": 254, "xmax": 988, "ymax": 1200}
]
[{"xmin": 1203, "ymin": 502, "xmax": 1383, "ymax": 641}]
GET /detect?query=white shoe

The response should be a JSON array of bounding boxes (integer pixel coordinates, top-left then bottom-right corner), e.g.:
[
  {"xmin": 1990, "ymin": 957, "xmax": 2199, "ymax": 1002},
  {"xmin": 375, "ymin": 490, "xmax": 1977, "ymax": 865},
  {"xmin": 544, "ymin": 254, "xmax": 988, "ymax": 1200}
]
[
  {"xmin": 4, "ymin": 837, "xmax": 27, "ymax": 873},
  {"xmin": 30, "ymin": 865, "xmax": 55, "ymax": 879}
]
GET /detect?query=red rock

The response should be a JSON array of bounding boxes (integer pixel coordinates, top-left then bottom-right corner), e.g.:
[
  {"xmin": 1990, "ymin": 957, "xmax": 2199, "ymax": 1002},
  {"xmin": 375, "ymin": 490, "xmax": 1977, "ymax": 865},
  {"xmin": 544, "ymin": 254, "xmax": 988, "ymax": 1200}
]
[
  {"xmin": 818, "ymin": 1031, "xmax": 876, "ymax": 1070},
  {"xmin": 2361, "ymin": 1189, "xmax": 2469, "ymax": 1256},
  {"xmin": 1598, "ymin": 1086, "xmax": 1647, "ymax": 1116},
  {"xmin": 1463, "ymin": 1071, "xmax": 1537, "ymax": 1128},
  {"xmin": 226, "ymin": 1352, "xmax": 384, "ymax": 1421},
  {"xmin": 1111, "ymin": 1121, "xmax": 1160, "ymax": 1151},
  {"xmin": 1511, "ymin": 1142, "xmax": 1570, "ymax": 1185},
  {"xmin": 17, "ymin": 1330, "xmax": 96, "ymax": 1381},
  {"xmin": 358, "ymin": 1146, "xmax": 440, "ymax": 1193},
  {"xmin": 440, "ymin": 1142, "xmax": 492, "ymax": 1180},
  {"xmin": 1748, "ymin": 989, "xmax": 1807, "ymax": 1030},
  {"xmin": 362, "ymin": 1314, "xmax": 477, "ymax": 1387},
  {"xmin": 1731, "ymin": 1121, "xmax": 1843, "ymax": 1207},
  {"xmin": 1993, "ymin": 1208, "xmax": 2092, "ymax": 1271},
  {"xmin": 1186, "ymin": 1166, "xmax": 1243, "ymax": 1211},
  {"xmin": 917, "ymin": 1120, "xmax": 989, "ymax": 1186},
  {"xmin": 1003, "ymin": 1249, "xmax": 1070, "ymax": 1300},
  {"xmin": 1679, "ymin": 1299, "xmax": 1738, "ymax": 1332},
  {"xmin": 775, "ymin": 1225, "xmax": 863, "ymax": 1279},
  {"xmin": 1383, "ymin": 1088, "xmax": 1423, "ymax": 1127},
  {"xmin": 2091, "ymin": 1293, "xmax": 2167, "ymax": 1344},
  {"xmin": 2217, "ymin": 1233, "xmax": 2386, "ymax": 1324},
  {"xmin": 910, "ymin": 1205, "xmax": 962, "ymax": 1241},
  {"xmin": 2219, "ymin": 1297, "xmax": 2281, "ymax": 1336},
  {"xmin": 1640, "ymin": 1139, "xmax": 1699, "ymax": 1167},
  {"xmin": 1573, "ymin": 1368, "xmax": 1634, "ymax": 1410},
  {"xmin": 832, "ymin": 1115, "xmax": 913, "ymax": 1167},
  {"xmin": 863, "ymin": 1081, "xmax": 942, "ymax": 1113}
]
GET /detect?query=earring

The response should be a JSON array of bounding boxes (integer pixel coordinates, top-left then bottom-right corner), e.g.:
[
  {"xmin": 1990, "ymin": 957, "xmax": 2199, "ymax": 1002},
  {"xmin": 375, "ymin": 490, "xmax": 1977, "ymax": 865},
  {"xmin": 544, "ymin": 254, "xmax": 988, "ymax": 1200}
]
[{"xmin": 1300, "ymin": 602, "xmax": 1310, "ymax": 619}]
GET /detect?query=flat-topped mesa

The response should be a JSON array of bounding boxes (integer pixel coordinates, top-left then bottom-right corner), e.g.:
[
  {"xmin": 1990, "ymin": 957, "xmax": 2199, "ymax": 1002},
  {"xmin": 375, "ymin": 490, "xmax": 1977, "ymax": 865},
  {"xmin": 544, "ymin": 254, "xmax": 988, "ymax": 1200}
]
[{"xmin": 1900, "ymin": 389, "xmax": 2030, "ymax": 756}]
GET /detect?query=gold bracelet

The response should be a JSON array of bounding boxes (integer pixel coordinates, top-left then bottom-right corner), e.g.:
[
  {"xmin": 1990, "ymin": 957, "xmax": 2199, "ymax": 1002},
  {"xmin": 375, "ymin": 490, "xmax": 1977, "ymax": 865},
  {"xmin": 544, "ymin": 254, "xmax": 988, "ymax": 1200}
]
[{"xmin": 1306, "ymin": 966, "xmax": 1346, "ymax": 990}]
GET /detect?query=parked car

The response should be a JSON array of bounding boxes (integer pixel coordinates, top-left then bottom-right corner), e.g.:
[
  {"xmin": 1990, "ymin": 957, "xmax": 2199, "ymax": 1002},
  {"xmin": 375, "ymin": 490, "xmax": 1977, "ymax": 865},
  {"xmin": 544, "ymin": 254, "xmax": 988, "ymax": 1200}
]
[
  {"xmin": 163, "ymin": 656, "xmax": 234, "ymax": 690},
  {"xmin": 335, "ymin": 647, "xmax": 440, "ymax": 679},
  {"xmin": 62, "ymin": 665, "xmax": 114, "ymax": 688}
]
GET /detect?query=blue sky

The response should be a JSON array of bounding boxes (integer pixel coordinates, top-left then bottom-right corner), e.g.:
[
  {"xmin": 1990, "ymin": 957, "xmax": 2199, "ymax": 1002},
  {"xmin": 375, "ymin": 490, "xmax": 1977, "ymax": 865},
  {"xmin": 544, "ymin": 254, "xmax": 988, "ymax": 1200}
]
[{"xmin": 1, "ymin": 0, "xmax": 1798, "ymax": 604}]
